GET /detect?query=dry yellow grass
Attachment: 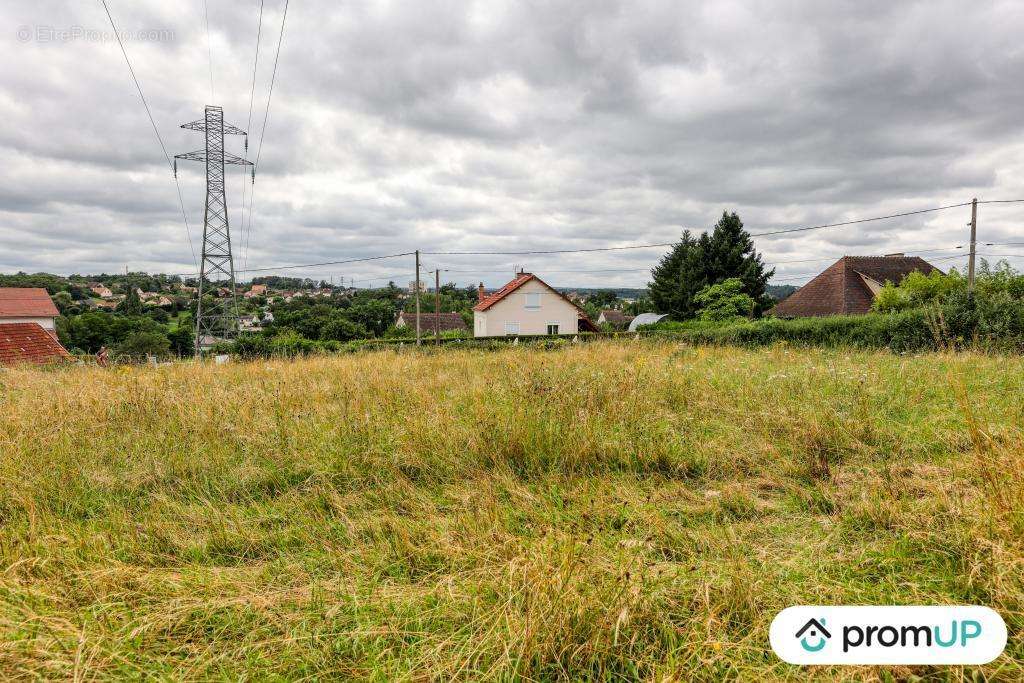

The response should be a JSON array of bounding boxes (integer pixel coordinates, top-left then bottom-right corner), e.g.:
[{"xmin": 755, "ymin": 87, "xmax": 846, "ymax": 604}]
[{"xmin": 0, "ymin": 341, "xmax": 1021, "ymax": 680}]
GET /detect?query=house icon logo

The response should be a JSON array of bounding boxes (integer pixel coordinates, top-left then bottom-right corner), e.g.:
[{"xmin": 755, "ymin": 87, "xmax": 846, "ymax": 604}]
[{"xmin": 795, "ymin": 618, "xmax": 831, "ymax": 652}]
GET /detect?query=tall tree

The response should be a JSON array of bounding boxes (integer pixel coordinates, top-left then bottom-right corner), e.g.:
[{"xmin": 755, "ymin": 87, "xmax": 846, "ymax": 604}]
[
  {"xmin": 118, "ymin": 287, "xmax": 143, "ymax": 316},
  {"xmin": 649, "ymin": 212, "xmax": 774, "ymax": 319}
]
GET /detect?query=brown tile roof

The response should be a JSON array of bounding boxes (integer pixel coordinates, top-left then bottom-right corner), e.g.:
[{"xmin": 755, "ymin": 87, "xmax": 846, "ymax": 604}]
[
  {"xmin": 0, "ymin": 288, "xmax": 60, "ymax": 318},
  {"xmin": 773, "ymin": 255, "xmax": 940, "ymax": 317},
  {"xmin": 599, "ymin": 309, "xmax": 634, "ymax": 326},
  {"xmin": 0, "ymin": 323, "xmax": 71, "ymax": 365},
  {"xmin": 398, "ymin": 311, "xmax": 468, "ymax": 331}
]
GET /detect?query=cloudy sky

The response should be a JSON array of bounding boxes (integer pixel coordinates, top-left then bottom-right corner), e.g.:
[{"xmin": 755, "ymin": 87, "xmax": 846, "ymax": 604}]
[{"xmin": 2, "ymin": 0, "xmax": 1023, "ymax": 288}]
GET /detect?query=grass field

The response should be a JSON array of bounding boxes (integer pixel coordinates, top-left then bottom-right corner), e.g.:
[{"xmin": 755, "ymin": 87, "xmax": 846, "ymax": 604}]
[{"xmin": 0, "ymin": 341, "xmax": 1021, "ymax": 680}]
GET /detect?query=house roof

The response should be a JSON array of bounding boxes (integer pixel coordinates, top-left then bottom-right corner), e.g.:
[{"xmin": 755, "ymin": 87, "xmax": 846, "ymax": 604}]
[
  {"xmin": 0, "ymin": 323, "xmax": 71, "ymax": 365},
  {"xmin": 473, "ymin": 273, "xmax": 535, "ymax": 311},
  {"xmin": 599, "ymin": 309, "xmax": 634, "ymax": 325},
  {"xmin": 398, "ymin": 311, "xmax": 468, "ymax": 331},
  {"xmin": 472, "ymin": 272, "xmax": 599, "ymax": 330},
  {"xmin": 773, "ymin": 255, "xmax": 940, "ymax": 317},
  {"xmin": 0, "ymin": 288, "xmax": 60, "ymax": 318}
]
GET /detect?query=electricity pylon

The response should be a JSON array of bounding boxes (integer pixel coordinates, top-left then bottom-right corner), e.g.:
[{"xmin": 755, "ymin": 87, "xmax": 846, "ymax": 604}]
[{"xmin": 175, "ymin": 105, "xmax": 253, "ymax": 355}]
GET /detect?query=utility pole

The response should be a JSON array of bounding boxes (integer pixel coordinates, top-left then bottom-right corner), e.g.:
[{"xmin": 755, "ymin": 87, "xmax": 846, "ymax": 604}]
[
  {"xmin": 424, "ymin": 268, "xmax": 448, "ymax": 346},
  {"xmin": 414, "ymin": 250, "xmax": 421, "ymax": 346},
  {"xmin": 968, "ymin": 197, "xmax": 978, "ymax": 294},
  {"xmin": 434, "ymin": 268, "xmax": 441, "ymax": 346},
  {"xmin": 174, "ymin": 105, "xmax": 253, "ymax": 357}
]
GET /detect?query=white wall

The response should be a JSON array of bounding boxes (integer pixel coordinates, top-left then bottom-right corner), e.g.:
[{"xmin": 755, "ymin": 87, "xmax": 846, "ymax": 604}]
[
  {"xmin": 1, "ymin": 316, "xmax": 55, "ymax": 331},
  {"xmin": 473, "ymin": 279, "xmax": 578, "ymax": 337}
]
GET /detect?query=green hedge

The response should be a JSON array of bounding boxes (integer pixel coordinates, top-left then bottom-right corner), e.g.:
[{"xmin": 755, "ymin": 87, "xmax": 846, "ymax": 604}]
[
  {"xmin": 224, "ymin": 291, "xmax": 1024, "ymax": 358},
  {"xmin": 645, "ymin": 311, "xmax": 934, "ymax": 351},
  {"xmin": 645, "ymin": 292, "xmax": 1024, "ymax": 352}
]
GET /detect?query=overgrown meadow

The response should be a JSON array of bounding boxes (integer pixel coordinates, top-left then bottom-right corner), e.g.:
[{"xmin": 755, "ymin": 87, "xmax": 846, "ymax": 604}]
[{"xmin": 0, "ymin": 342, "xmax": 1021, "ymax": 680}]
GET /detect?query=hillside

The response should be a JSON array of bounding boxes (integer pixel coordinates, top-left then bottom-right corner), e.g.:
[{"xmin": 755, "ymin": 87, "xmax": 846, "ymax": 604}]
[
  {"xmin": 766, "ymin": 283, "xmax": 798, "ymax": 300},
  {"xmin": 0, "ymin": 342, "xmax": 1021, "ymax": 679}
]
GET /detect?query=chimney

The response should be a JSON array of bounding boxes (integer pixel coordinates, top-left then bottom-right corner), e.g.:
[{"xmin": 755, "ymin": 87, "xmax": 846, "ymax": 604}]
[{"xmin": 477, "ymin": 282, "xmax": 486, "ymax": 302}]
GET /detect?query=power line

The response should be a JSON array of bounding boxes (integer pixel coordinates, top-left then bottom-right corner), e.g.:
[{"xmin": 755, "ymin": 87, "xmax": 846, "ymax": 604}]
[
  {"xmin": 204, "ymin": 0, "xmax": 215, "ymax": 100},
  {"xmin": 98, "ymin": 0, "xmax": 197, "ymax": 269},
  {"xmin": 152, "ymin": 192, "xmax": 1016, "ymax": 281},
  {"xmin": 349, "ymin": 272, "xmax": 417, "ymax": 285},
  {"xmin": 238, "ymin": 0, "xmax": 265, "ymax": 275},
  {"xmin": 426, "ymin": 245, "xmax": 966, "ymax": 275},
  {"xmin": 171, "ymin": 251, "xmax": 414, "ymax": 278},
  {"xmin": 422, "ymin": 202, "xmax": 980, "ymax": 256},
  {"xmin": 422, "ymin": 243, "xmax": 674, "ymax": 256},
  {"xmin": 199, "ymin": 241, "xmax": 966, "ymax": 284},
  {"xmin": 242, "ymin": 0, "xmax": 290, "ymax": 272},
  {"xmin": 749, "ymin": 202, "xmax": 973, "ymax": 237},
  {"xmin": 221, "ymin": 200, "xmax": 1014, "ymax": 277}
]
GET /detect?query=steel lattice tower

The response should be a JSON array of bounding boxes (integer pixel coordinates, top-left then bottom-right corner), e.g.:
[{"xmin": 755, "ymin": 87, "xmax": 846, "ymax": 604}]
[{"xmin": 175, "ymin": 106, "xmax": 253, "ymax": 355}]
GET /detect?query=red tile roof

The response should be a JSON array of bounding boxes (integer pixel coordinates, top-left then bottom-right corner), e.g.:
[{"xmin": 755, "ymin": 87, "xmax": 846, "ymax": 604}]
[
  {"xmin": 0, "ymin": 288, "xmax": 60, "ymax": 318},
  {"xmin": 473, "ymin": 273, "xmax": 535, "ymax": 312},
  {"xmin": 773, "ymin": 256, "xmax": 940, "ymax": 317},
  {"xmin": 0, "ymin": 323, "xmax": 72, "ymax": 366}
]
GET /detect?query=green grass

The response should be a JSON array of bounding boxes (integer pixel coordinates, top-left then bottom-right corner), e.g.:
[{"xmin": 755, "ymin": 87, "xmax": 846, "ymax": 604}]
[{"xmin": 0, "ymin": 341, "xmax": 1021, "ymax": 680}]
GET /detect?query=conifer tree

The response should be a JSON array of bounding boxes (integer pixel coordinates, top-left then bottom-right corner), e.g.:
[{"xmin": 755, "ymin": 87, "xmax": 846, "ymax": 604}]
[{"xmin": 649, "ymin": 212, "xmax": 774, "ymax": 319}]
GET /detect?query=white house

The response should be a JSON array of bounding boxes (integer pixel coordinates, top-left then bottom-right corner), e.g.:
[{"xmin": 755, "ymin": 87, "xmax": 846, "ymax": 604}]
[
  {"xmin": 472, "ymin": 272, "xmax": 597, "ymax": 337},
  {"xmin": 89, "ymin": 283, "xmax": 113, "ymax": 298},
  {"xmin": 238, "ymin": 315, "xmax": 263, "ymax": 332},
  {"xmin": 0, "ymin": 287, "xmax": 60, "ymax": 337}
]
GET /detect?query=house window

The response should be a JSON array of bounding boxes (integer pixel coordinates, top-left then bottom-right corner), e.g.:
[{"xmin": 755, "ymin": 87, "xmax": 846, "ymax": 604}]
[
  {"xmin": 525, "ymin": 292, "xmax": 541, "ymax": 309},
  {"xmin": 546, "ymin": 323, "xmax": 559, "ymax": 335},
  {"xmin": 504, "ymin": 321, "xmax": 520, "ymax": 335}
]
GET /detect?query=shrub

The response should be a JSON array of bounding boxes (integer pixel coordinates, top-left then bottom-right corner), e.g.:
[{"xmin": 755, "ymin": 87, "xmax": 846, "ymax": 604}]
[
  {"xmin": 693, "ymin": 278, "xmax": 755, "ymax": 322},
  {"xmin": 114, "ymin": 331, "xmax": 172, "ymax": 359},
  {"xmin": 320, "ymin": 318, "xmax": 368, "ymax": 342}
]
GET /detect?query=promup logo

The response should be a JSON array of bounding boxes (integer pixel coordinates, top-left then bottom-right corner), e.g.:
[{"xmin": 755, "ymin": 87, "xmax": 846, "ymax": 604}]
[
  {"xmin": 795, "ymin": 618, "xmax": 831, "ymax": 652},
  {"xmin": 770, "ymin": 606, "xmax": 1006, "ymax": 665}
]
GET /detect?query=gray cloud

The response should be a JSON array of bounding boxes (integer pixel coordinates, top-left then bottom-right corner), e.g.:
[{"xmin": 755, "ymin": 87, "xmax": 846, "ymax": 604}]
[{"xmin": 1, "ymin": 0, "xmax": 1023, "ymax": 286}]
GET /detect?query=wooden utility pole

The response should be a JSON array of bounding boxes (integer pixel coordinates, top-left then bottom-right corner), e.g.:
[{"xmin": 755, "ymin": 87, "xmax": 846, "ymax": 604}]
[
  {"xmin": 434, "ymin": 268, "xmax": 441, "ymax": 346},
  {"xmin": 414, "ymin": 250, "xmax": 421, "ymax": 346},
  {"xmin": 967, "ymin": 198, "xmax": 978, "ymax": 294}
]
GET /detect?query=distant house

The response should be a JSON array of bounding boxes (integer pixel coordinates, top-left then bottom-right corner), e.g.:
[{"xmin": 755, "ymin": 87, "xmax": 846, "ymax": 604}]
[
  {"xmin": 773, "ymin": 254, "xmax": 940, "ymax": 317},
  {"xmin": 239, "ymin": 315, "xmax": 263, "ymax": 332},
  {"xmin": 244, "ymin": 284, "xmax": 268, "ymax": 298},
  {"xmin": 0, "ymin": 323, "xmax": 71, "ymax": 366},
  {"xmin": 472, "ymin": 273, "xmax": 598, "ymax": 337},
  {"xmin": 145, "ymin": 296, "xmax": 173, "ymax": 307},
  {"xmin": 597, "ymin": 309, "xmax": 634, "ymax": 329},
  {"xmin": 89, "ymin": 283, "xmax": 113, "ymax": 298},
  {"xmin": 395, "ymin": 311, "xmax": 468, "ymax": 333},
  {"xmin": 93, "ymin": 298, "xmax": 121, "ymax": 310},
  {"xmin": 0, "ymin": 288, "xmax": 60, "ymax": 337}
]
